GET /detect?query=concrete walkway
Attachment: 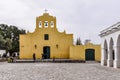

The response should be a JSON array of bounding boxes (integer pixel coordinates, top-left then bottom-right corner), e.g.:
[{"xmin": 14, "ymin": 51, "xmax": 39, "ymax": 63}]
[{"xmin": 0, "ymin": 62, "xmax": 120, "ymax": 80}]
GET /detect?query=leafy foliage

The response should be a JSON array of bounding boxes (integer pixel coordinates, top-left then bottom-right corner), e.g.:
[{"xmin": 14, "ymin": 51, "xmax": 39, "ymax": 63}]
[
  {"xmin": 0, "ymin": 35, "xmax": 6, "ymax": 49},
  {"xmin": 0, "ymin": 24, "xmax": 26, "ymax": 55}
]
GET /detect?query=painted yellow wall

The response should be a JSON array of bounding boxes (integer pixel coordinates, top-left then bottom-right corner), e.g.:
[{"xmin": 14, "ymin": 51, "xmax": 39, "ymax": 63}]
[
  {"xmin": 20, "ymin": 13, "xmax": 73, "ymax": 59},
  {"xmin": 70, "ymin": 43, "xmax": 101, "ymax": 61},
  {"xmin": 19, "ymin": 12, "xmax": 101, "ymax": 61}
]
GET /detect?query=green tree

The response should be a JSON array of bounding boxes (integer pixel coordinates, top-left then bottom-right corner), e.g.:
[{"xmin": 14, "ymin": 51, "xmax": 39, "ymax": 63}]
[
  {"xmin": 0, "ymin": 35, "xmax": 6, "ymax": 49},
  {"xmin": 5, "ymin": 38, "xmax": 12, "ymax": 53},
  {"xmin": 76, "ymin": 37, "xmax": 82, "ymax": 45},
  {"xmin": 0, "ymin": 24, "xmax": 26, "ymax": 56}
]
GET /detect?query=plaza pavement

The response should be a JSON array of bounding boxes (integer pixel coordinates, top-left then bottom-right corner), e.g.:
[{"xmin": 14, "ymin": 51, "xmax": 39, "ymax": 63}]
[{"xmin": 0, "ymin": 62, "xmax": 120, "ymax": 80}]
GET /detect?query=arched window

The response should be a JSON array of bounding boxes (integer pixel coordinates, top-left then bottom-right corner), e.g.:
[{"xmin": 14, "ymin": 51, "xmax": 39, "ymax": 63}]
[
  {"xmin": 39, "ymin": 21, "xmax": 42, "ymax": 27},
  {"xmin": 44, "ymin": 21, "xmax": 48, "ymax": 28},
  {"xmin": 51, "ymin": 21, "xmax": 54, "ymax": 28}
]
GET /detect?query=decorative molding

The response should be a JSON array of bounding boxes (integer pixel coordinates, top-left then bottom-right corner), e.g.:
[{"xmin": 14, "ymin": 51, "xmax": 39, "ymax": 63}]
[{"xmin": 100, "ymin": 22, "xmax": 120, "ymax": 37}]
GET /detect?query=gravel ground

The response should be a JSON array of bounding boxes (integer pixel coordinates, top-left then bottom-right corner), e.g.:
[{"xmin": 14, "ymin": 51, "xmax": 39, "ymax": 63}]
[{"xmin": 0, "ymin": 62, "xmax": 120, "ymax": 80}]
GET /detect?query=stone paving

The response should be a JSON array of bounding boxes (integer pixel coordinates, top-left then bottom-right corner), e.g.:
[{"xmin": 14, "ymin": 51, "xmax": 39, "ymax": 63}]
[{"xmin": 0, "ymin": 62, "xmax": 120, "ymax": 80}]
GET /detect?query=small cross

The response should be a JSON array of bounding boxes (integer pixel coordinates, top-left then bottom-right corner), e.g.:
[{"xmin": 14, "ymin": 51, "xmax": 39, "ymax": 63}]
[{"xmin": 44, "ymin": 9, "xmax": 48, "ymax": 13}]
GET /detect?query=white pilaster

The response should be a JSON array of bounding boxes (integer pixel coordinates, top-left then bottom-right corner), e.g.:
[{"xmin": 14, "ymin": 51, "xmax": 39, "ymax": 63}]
[
  {"xmin": 101, "ymin": 48, "xmax": 107, "ymax": 66},
  {"xmin": 107, "ymin": 48, "xmax": 113, "ymax": 67},
  {"xmin": 114, "ymin": 46, "xmax": 120, "ymax": 68}
]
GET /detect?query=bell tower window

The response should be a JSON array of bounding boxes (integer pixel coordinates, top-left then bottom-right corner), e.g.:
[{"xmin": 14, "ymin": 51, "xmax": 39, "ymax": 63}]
[
  {"xmin": 51, "ymin": 21, "xmax": 54, "ymax": 28},
  {"xmin": 44, "ymin": 21, "xmax": 48, "ymax": 28},
  {"xmin": 39, "ymin": 21, "xmax": 42, "ymax": 27}
]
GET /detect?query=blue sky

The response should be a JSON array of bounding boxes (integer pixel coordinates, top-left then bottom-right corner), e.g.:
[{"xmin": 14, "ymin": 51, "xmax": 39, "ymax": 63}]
[{"xmin": 0, "ymin": 0, "xmax": 120, "ymax": 44}]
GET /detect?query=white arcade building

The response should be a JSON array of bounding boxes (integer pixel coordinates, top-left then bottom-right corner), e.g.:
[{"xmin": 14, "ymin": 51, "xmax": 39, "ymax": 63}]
[{"xmin": 100, "ymin": 22, "xmax": 120, "ymax": 68}]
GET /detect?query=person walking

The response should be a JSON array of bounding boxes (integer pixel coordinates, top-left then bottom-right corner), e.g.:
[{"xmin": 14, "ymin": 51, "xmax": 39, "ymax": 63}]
[{"xmin": 33, "ymin": 53, "xmax": 36, "ymax": 62}]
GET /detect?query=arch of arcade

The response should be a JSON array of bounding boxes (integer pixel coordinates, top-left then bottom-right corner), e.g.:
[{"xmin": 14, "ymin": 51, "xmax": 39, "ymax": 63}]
[{"xmin": 100, "ymin": 22, "xmax": 120, "ymax": 68}]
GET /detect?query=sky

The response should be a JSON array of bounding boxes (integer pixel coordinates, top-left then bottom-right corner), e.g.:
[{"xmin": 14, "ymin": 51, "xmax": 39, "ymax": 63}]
[{"xmin": 0, "ymin": 0, "xmax": 120, "ymax": 44}]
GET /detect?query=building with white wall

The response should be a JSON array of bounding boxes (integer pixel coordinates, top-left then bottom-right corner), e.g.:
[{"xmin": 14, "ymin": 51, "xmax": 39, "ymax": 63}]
[
  {"xmin": 0, "ymin": 50, "xmax": 6, "ymax": 57},
  {"xmin": 100, "ymin": 22, "xmax": 120, "ymax": 68}
]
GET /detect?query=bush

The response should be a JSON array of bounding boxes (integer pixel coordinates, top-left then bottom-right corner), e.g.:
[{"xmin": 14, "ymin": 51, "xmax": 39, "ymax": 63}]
[{"xmin": 7, "ymin": 58, "xmax": 13, "ymax": 63}]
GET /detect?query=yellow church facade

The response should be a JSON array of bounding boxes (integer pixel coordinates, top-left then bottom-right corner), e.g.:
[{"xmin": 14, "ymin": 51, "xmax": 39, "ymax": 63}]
[{"xmin": 20, "ymin": 12, "xmax": 101, "ymax": 61}]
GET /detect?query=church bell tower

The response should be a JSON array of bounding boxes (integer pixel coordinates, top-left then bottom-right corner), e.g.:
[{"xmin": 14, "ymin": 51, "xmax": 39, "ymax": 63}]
[{"xmin": 35, "ymin": 10, "xmax": 57, "ymax": 30}]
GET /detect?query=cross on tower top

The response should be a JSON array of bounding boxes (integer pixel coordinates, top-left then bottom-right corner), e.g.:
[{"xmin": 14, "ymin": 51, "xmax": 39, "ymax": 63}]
[{"xmin": 44, "ymin": 9, "xmax": 48, "ymax": 13}]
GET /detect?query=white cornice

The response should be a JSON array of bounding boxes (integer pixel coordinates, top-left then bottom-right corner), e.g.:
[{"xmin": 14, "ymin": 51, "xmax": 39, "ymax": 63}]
[{"xmin": 99, "ymin": 22, "xmax": 120, "ymax": 37}]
